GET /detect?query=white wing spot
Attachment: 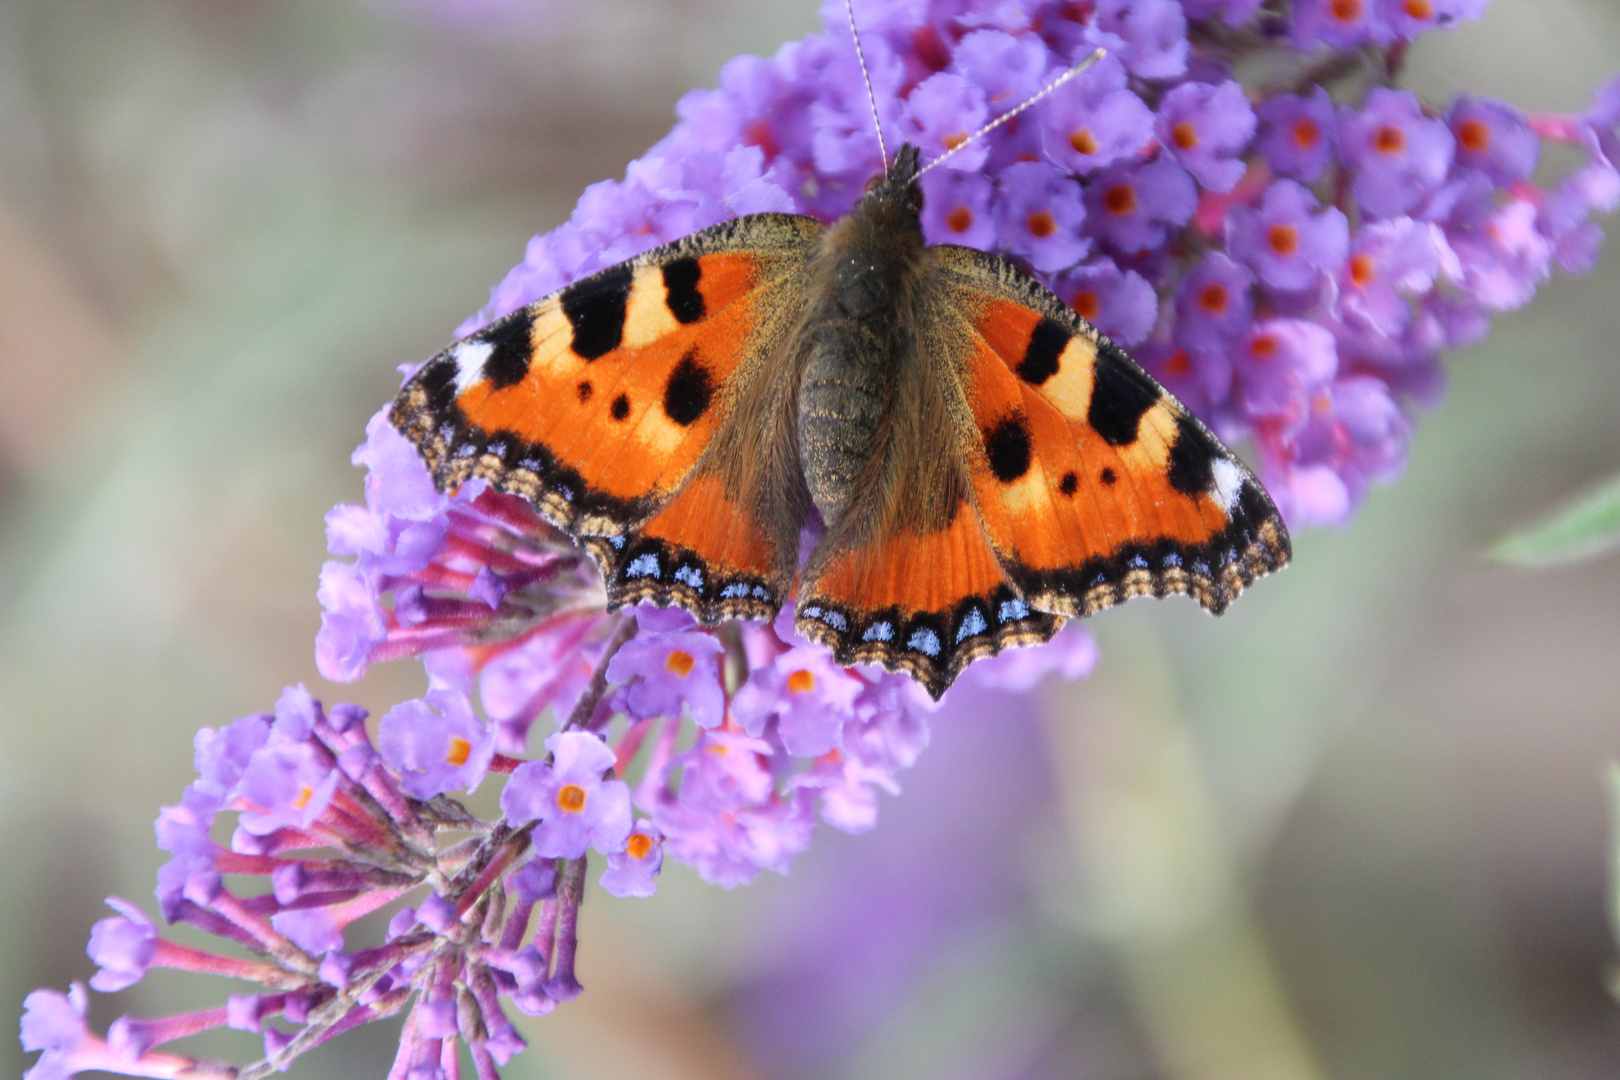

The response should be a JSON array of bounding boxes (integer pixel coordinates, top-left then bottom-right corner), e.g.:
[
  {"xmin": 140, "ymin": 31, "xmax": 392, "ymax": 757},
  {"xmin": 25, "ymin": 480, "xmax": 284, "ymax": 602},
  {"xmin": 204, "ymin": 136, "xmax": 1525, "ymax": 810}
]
[
  {"xmin": 998, "ymin": 598, "xmax": 1030, "ymax": 623},
  {"xmin": 452, "ymin": 340, "xmax": 494, "ymax": 395},
  {"xmin": 626, "ymin": 554, "xmax": 660, "ymax": 579},
  {"xmin": 863, "ymin": 621, "xmax": 894, "ymax": 642},
  {"xmin": 674, "ymin": 565, "xmax": 703, "ymax": 588},
  {"xmin": 1210, "ymin": 458, "xmax": 1244, "ymax": 513}
]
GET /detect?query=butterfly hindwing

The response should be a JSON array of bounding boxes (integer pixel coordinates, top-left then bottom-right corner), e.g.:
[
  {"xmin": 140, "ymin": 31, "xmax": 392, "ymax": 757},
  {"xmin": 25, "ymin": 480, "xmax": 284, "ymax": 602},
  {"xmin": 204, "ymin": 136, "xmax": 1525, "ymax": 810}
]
[
  {"xmin": 390, "ymin": 213, "xmax": 825, "ymax": 622},
  {"xmin": 928, "ymin": 244, "xmax": 1291, "ymax": 617}
]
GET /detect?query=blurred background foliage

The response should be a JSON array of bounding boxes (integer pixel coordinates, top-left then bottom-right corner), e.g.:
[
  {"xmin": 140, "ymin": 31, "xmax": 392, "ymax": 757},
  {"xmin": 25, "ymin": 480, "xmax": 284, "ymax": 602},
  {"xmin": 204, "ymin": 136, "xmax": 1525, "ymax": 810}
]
[{"xmin": 2, "ymin": 1, "xmax": 1619, "ymax": 1078}]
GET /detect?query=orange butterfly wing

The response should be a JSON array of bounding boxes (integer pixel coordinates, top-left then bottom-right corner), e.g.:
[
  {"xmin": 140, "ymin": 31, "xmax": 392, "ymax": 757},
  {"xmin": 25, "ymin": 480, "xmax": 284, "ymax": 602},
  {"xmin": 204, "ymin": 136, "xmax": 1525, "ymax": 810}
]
[
  {"xmin": 929, "ymin": 245, "xmax": 1290, "ymax": 617},
  {"xmin": 793, "ymin": 245, "xmax": 1289, "ymax": 697},
  {"xmin": 390, "ymin": 214, "xmax": 823, "ymax": 622}
]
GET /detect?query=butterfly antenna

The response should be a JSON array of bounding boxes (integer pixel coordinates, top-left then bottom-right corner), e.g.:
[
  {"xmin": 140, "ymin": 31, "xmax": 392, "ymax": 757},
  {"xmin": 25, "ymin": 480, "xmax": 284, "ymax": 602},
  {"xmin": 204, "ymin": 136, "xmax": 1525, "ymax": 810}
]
[
  {"xmin": 916, "ymin": 48, "xmax": 1107, "ymax": 178},
  {"xmin": 844, "ymin": 0, "xmax": 888, "ymax": 169}
]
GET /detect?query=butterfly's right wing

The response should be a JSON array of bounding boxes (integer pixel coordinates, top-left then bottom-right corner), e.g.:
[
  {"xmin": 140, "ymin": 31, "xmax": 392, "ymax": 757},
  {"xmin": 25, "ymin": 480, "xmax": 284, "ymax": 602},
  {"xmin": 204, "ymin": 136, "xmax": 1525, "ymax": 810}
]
[{"xmin": 390, "ymin": 213, "xmax": 824, "ymax": 624}]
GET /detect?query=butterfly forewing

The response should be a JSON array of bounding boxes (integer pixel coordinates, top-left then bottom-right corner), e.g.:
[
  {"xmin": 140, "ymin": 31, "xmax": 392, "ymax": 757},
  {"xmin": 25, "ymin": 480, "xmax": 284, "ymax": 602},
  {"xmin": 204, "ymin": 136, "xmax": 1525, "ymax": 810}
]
[
  {"xmin": 389, "ymin": 212, "xmax": 825, "ymax": 623},
  {"xmin": 927, "ymin": 244, "xmax": 1291, "ymax": 616}
]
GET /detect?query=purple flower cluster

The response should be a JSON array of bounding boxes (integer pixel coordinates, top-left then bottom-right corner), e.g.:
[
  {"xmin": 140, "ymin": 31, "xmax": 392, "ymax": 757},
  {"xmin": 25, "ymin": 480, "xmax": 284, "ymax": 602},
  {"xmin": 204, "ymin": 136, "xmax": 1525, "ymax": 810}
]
[
  {"xmin": 468, "ymin": 0, "xmax": 1620, "ymax": 526},
  {"xmin": 22, "ymin": 1, "xmax": 1620, "ymax": 1078}
]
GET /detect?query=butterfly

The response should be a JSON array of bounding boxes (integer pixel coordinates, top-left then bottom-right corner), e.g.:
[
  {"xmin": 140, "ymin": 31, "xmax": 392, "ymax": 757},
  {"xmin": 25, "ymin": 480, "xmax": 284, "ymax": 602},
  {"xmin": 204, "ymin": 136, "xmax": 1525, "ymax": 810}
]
[{"xmin": 389, "ymin": 140, "xmax": 1291, "ymax": 699}]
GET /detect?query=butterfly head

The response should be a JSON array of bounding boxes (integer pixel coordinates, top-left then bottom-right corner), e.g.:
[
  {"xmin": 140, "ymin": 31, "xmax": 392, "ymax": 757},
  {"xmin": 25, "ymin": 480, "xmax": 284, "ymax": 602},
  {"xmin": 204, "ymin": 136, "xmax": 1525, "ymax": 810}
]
[{"xmin": 858, "ymin": 142, "xmax": 923, "ymax": 216}]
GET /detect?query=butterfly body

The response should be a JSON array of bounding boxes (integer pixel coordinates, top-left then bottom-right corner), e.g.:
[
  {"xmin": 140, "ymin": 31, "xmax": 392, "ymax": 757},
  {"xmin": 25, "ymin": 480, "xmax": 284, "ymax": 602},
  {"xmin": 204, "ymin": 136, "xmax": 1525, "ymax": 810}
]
[{"xmin": 390, "ymin": 143, "xmax": 1290, "ymax": 698}]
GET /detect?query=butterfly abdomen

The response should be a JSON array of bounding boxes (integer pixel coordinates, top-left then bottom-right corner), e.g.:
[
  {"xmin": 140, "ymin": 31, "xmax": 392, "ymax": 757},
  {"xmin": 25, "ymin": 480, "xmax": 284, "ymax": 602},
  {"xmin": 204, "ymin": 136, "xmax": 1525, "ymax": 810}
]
[{"xmin": 796, "ymin": 165, "xmax": 928, "ymax": 527}]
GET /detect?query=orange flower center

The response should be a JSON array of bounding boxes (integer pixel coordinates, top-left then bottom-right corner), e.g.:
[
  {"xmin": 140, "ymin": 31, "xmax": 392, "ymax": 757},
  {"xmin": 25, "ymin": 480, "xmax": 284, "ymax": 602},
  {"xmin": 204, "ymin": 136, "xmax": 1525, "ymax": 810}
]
[
  {"xmin": 1069, "ymin": 128, "xmax": 1099, "ymax": 155},
  {"xmin": 665, "ymin": 649, "xmax": 695, "ymax": 677},
  {"xmin": 293, "ymin": 785, "xmax": 313, "ymax": 809},
  {"xmin": 1267, "ymin": 223, "xmax": 1300, "ymax": 256},
  {"xmin": 1251, "ymin": 333, "xmax": 1279, "ymax": 359},
  {"xmin": 787, "ymin": 669, "xmax": 817, "ymax": 694},
  {"xmin": 1198, "ymin": 282, "xmax": 1229, "ymax": 314},
  {"xmin": 1374, "ymin": 124, "xmax": 1406, "ymax": 155},
  {"xmin": 1329, "ymin": 0, "xmax": 1361, "ymax": 21},
  {"xmin": 445, "ymin": 736, "xmax": 471, "ymax": 767},
  {"xmin": 556, "ymin": 784, "xmax": 587, "ymax": 813},
  {"xmin": 943, "ymin": 132, "xmax": 967, "ymax": 150},
  {"xmin": 1071, "ymin": 290, "xmax": 1100, "ymax": 319},
  {"xmin": 1026, "ymin": 210, "xmax": 1057, "ymax": 238},
  {"xmin": 1458, "ymin": 117, "xmax": 1491, "ymax": 154},
  {"xmin": 1403, "ymin": 0, "xmax": 1434, "ymax": 18},
  {"xmin": 1291, "ymin": 117, "xmax": 1320, "ymax": 149},
  {"xmin": 946, "ymin": 205, "xmax": 974, "ymax": 233},
  {"xmin": 1103, "ymin": 184, "xmax": 1137, "ymax": 215},
  {"xmin": 626, "ymin": 832, "xmax": 654, "ymax": 859},
  {"xmin": 1171, "ymin": 121, "xmax": 1199, "ymax": 150},
  {"xmin": 1349, "ymin": 253, "xmax": 1376, "ymax": 287},
  {"xmin": 1164, "ymin": 349, "xmax": 1193, "ymax": 376}
]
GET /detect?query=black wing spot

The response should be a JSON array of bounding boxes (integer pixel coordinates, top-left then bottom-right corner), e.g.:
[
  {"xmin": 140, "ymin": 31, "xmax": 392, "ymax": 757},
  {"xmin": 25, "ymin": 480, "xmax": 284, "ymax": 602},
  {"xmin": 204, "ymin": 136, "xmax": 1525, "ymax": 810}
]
[
  {"xmin": 663, "ymin": 349, "xmax": 714, "ymax": 427},
  {"xmin": 610, "ymin": 393, "xmax": 631, "ymax": 421},
  {"xmin": 1060, "ymin": 471, "xmax": 1079, "ymax": 495},
  {"xmin": 418, "ymin": 358, "xmax": 458, "ymax": 412},
  {"xmin": 1087, "ymin": 344, "xmax": 1160, "ymax": 446},
  {"xmin": 1017, "ymin": 317, "xmax": 1070, "ymax": 385},
  {"xmin": 1100, "ymin": 466, "xmax": 1117, "ymax": 486},
  {"xmin": 561, "ymin": 264, "xmax": 633, "ymax": 360},
  {"xmin": 576, "ymin": 380, "xmax": 593, "ymax": 402},
  {"xmin": 1166, "ymin": 412, "xmax": 1219, "ymax": 497},
  {"xmin": 985, "ymin": 415, "xmax": 1032, "ymax": 483},
  {"xmin": 481, "ymin": 311, "xmax": 536, "ymax": 390},
  {"xmin": 662, "ymin": 257, "xmax": 705, "ymax": 324}
]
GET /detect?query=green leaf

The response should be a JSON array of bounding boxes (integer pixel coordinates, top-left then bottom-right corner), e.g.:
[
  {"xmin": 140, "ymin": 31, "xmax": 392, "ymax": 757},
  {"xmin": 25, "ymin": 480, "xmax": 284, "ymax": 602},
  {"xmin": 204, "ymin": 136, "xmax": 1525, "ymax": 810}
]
[{"xmin": 1489, "ymin": 471, "xmax": 1620, "ymax": 568}]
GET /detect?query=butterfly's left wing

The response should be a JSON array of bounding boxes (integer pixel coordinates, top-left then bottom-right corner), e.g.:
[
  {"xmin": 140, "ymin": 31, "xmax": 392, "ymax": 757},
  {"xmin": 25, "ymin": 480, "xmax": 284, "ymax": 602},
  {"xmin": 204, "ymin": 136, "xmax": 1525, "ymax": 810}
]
[{"xmin": 389, "ymin": 214, "xmax": 824, "ymax": 624}]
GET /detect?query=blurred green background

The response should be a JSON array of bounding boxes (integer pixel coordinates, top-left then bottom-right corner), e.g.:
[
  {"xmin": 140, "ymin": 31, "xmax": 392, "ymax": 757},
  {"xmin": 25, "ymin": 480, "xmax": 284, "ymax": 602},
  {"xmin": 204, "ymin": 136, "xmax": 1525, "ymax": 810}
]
[{"xmin": 3, "ymin": 2, "xmax": 1619, "ymax": 1078}]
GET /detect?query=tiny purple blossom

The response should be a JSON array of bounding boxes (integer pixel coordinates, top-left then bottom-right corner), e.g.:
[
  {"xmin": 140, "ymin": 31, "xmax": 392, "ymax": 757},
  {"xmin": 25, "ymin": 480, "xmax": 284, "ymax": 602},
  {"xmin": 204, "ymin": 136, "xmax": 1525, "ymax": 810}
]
[
  {"xmin": 674, "ymin": 729, "xmax": 776, "ymax": 814},
  {"xmin": 1227, "ymin": 179, "xmax": 1351, "ymax": 291},
  {"xmin": 1336, "ymin": 217, "xmax": 1451, "ymax": 338},
  {"xmin": 1174, "ymin": 251, "xmax": 1256, "ymax": 351},
  {"xmin": 993, "ymin": 160, "xmax": 1090, "ymax": 272},
  {"xmin": 1255, "ymin": 87, "xmax": 1336, "ymax": 182},
  {"xmin": 1234, "ymin": 318, "xmax": 1340, "ymax": 419},
  {"xmin": 1340, "ymin": 87, "xmax": 1456, "ymax": 218},
  {"xmin": 1155, "ymin": 80, "xmax": 1256, "ymax": 193},
  {"xmin": 1447, "ymin": 95, "xmax": 1538, "ymax": 186},
  {"xmin": 1444, "ymin": 196, "xmax": 1552, "ymax": 310},
  {"xmin": 733, "ymin": 643, "xmax": 863, "ymax": 758},
  {"xmin": 1377, "ymin": 0, "xmax": 1488, "ymax": 40},
  {"xmin": 377, "ymin": 689, "xmax": 495, "ymax": 798},
  {"xmin": 1038, "ymin": 53, "xmax": 1156, "ymax": 175},
  {"xmin": 919, "ymin": 169, "xmax": 997, "ymax": 248},
  {"xmin": 502, "ymin": 731, "xmax": 631, "ymax": 859},
  {"xmin": 950, "ymin": 29, "xmax": 1048, "ymax": 115},
  {"xmin": 86, "ymin": 899, "xmax": 157, "ymax": 993},
  {"xmin": 235, "ymin": 740, "xmax": 339, "ymax": 837},
  {"xmin": 1086, "ymin": 156, "xmax": 1198, "ymax": 254},
  {"xmin": 1292, "ymin": 0, "xmax": 1388, "ymax": 49},
  {"xmin": 599, "ymin": 823, "xmax": 664, "ymax": 898},
  {"xmin": 1094, "ymin": 0, "xmax": 1188, "ymax": 80},
  {"xmin": 898, "ymin": 72, "xmax": 990, "ymax": 172},
  {"xmin": 604, "ymin": 627, "xmax": 726, "ymax": 729},
  {"xmin": 1056, "ymin": 259, "xmax": 1158, "ymax": 346}
]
